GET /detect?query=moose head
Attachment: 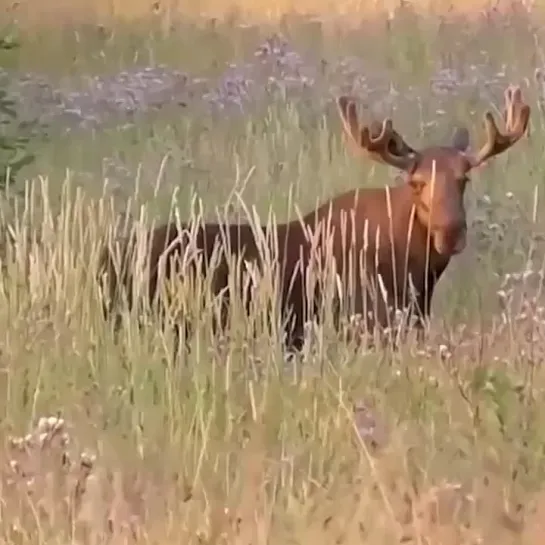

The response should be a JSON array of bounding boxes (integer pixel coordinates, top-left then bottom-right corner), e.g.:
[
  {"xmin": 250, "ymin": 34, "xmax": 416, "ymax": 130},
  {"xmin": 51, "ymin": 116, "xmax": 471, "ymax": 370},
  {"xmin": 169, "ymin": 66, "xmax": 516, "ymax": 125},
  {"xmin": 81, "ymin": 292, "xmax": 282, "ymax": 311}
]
[{"xmin": 337, "ymin": 86, "xmax": 530, "ymax": 257}]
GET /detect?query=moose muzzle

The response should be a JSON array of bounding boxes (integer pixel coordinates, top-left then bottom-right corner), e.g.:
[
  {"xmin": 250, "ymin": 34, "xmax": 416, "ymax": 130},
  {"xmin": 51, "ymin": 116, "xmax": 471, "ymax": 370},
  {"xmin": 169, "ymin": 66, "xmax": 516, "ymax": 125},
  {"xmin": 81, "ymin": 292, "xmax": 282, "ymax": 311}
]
[{"xmin": 432, "ymin": 223, "xmax": 467, "ymax": 256}]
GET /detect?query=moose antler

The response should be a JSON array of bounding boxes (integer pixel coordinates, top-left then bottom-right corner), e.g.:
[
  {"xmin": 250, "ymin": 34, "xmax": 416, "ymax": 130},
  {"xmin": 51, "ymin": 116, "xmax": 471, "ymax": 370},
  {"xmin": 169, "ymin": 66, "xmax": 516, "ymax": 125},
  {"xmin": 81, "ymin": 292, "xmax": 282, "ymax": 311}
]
[
  {"xmin": 469, "ymin": 85, "xmax": 530, "ymax": 167},
  {"xmin": 337, "ymin": 96, "xmax": 418, "ymax": 171}
]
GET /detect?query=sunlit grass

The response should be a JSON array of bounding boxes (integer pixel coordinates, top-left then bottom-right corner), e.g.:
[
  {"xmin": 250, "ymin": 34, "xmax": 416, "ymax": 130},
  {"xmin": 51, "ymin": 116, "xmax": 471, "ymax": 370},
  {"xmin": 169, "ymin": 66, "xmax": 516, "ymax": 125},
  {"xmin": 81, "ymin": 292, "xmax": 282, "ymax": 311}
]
[
  {"xmin": 1, "ymin": 0, "xmax": 534, "ymax": 27},
  {"xmin": 1, "ymin": 2, "xmax": 545, "ymax": 544},
  {"xmin": 1, "ymin": 174, "xmax": 545, "ymax": 544}
]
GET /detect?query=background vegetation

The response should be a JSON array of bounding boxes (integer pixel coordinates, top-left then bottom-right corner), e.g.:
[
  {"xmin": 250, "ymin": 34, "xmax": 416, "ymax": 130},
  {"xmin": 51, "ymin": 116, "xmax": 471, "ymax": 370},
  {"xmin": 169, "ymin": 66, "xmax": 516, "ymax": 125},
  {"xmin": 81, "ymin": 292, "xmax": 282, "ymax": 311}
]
[{"xmin": 0, "ymin": 1, "xmax": 545, "ymax": 544}]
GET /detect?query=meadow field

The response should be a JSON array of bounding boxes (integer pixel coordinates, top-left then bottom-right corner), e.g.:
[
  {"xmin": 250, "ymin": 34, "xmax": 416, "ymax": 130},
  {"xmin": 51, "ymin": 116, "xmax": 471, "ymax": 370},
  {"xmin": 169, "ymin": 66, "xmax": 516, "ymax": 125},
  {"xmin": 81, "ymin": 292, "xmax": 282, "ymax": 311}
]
[{"xmin": 2, "ymin": 0, "xmax": 545, "ymax": 543}]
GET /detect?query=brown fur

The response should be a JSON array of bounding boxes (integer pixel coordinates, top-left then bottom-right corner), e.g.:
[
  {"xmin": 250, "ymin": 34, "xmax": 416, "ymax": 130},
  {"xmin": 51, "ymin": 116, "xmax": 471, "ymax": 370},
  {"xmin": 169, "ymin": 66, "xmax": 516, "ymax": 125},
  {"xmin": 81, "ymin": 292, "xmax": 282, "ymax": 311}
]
[{"xmin": 98, "ymin": 85, "xmax": 530, "ymax": 351}]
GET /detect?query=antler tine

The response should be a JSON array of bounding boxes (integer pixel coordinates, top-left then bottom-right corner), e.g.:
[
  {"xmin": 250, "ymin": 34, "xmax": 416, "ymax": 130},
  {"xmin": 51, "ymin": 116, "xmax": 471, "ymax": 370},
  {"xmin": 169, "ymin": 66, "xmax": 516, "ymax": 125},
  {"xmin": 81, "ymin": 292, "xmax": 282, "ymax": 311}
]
[
  {"xmin": 503, "ymin": 86, "xmax": 515, "ymax": 131},
  {"xmin": 337, "ymin": 96, "xmax": 363, "ymax": 147},
  {"xmin": 372, "ymin": 120, "xmax": 419, "ymax": 157},
  {"xmin": 470, "ymin": 85, "xmax": 530, "ymax": 167},
  {"xmin": 336, "ymin": 95, "xmax": 416, "ymax": 171},
  {"xmin": 362, "ymin": 118, "xmax": 416, "ymax": 171},
  {"xmin": 361, "ymin": 118, "xmax": 392, "ymax": 150},
  {"xmin": 504, "ymin": 85, "xmax": 530, "ymax": 135}
]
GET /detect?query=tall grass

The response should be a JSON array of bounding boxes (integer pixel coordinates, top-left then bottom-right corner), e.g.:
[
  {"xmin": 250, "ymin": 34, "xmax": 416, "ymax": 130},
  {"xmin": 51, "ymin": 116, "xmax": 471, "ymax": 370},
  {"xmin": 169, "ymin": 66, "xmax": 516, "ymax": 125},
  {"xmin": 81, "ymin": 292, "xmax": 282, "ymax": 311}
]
[
  {"xmin": 1, "ymin": 166, "xmax": 545, "ymax": 543},
  {"xmin": 2, "ymin": 2, "xmax": 545, "ymax": 543}
]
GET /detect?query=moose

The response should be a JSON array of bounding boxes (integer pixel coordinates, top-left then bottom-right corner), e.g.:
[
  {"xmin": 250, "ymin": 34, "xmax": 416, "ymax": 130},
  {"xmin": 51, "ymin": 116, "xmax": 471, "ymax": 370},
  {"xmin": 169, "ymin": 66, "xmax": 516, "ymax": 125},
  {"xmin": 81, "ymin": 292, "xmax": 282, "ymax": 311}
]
[{"xmin": 98, "ymin": 85, "xmax": 530, "ymax": 351}]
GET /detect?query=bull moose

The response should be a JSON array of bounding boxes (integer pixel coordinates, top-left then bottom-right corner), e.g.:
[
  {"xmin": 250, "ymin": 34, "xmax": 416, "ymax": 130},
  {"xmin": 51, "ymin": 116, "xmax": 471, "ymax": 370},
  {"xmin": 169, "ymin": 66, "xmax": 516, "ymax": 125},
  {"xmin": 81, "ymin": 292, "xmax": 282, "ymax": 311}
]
[{"xmin": 98, "ymin": 85, "xmax": 530, "ymax": 351}]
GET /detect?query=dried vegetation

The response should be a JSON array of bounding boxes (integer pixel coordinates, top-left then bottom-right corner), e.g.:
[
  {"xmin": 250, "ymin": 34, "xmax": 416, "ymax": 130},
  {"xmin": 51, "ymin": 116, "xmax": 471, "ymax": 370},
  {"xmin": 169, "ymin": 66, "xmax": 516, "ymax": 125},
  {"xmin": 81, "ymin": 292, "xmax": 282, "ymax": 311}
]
[{"xmin": 1, "ymin": 1, "xmax": 545, "ymax": 544}]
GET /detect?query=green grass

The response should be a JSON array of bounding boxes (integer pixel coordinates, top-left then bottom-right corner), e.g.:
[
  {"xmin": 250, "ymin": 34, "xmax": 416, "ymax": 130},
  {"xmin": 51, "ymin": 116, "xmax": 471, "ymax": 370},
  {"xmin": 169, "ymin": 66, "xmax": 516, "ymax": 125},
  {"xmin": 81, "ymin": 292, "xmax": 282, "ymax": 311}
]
[{"xmin": 2, "ymin": 3, "xmax": 545, "ymax": 544}]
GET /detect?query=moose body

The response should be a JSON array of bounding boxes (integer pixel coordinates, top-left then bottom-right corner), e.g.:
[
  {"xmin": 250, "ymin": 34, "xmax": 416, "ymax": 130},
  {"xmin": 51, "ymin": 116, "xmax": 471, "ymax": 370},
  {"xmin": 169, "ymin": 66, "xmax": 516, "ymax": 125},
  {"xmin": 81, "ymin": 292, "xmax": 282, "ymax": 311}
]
[
  {"xmin": 99, "ymin": 85, "xmax": 530, "ymax": 350},
  {"xmin": 99, "ymin": 219, "xmax": 310, "ymax": 348}
]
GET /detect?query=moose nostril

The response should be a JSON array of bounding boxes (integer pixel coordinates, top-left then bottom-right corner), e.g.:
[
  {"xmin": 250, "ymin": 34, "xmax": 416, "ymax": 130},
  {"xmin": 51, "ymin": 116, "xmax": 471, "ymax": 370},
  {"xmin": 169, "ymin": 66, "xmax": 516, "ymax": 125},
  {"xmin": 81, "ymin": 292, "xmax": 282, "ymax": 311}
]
[{"xmin": 433, "ymin": 223, "xmax": 467, "ymax": 255}]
